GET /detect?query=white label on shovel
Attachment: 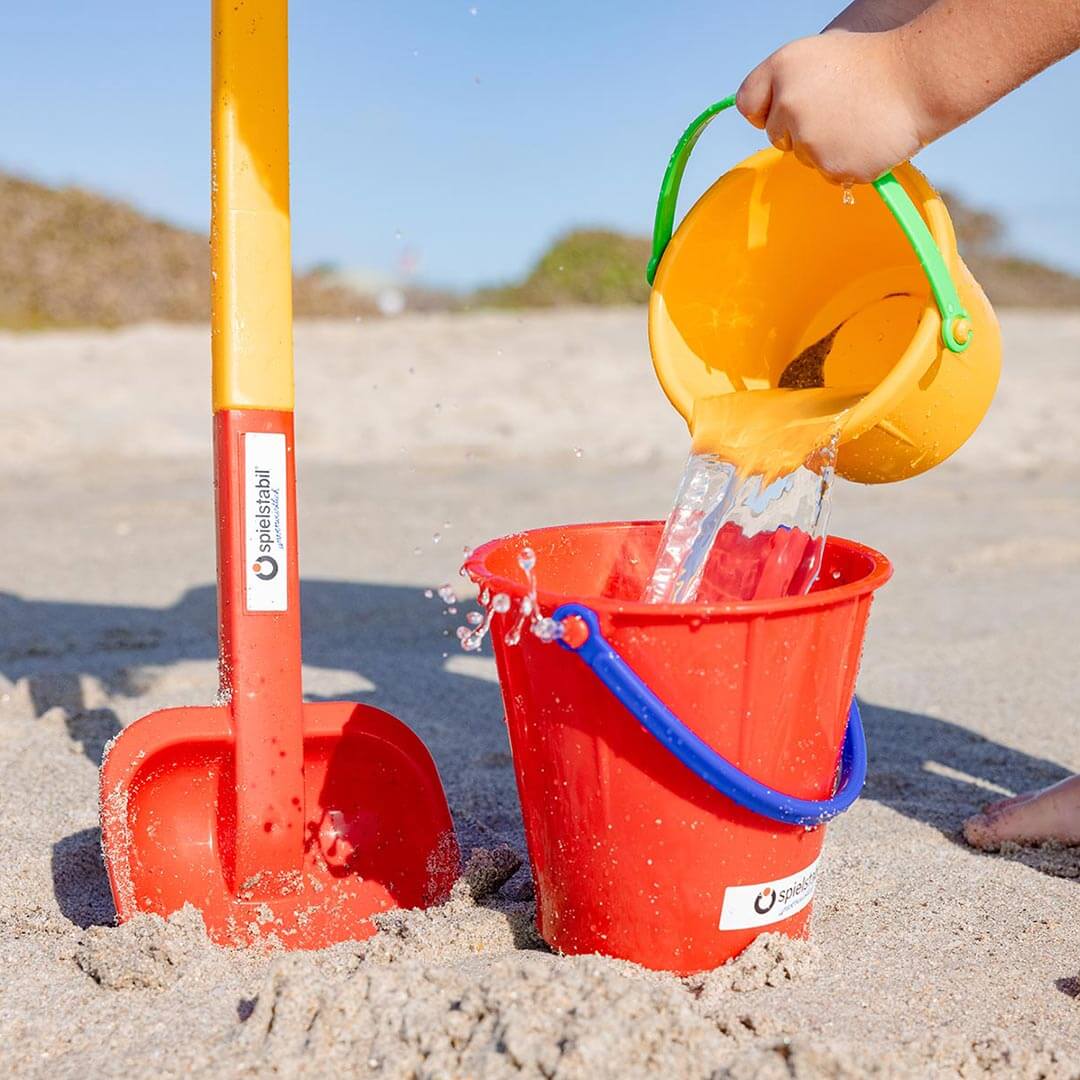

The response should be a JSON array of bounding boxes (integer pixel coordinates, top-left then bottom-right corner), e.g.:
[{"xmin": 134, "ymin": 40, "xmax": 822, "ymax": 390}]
[
  {"xmin": 244, "ymin": 432, "xmax": 288, "ymax": 613},
  {"xmin": 718, "ymin": 855, "xmax": 820, "ymax": 931}
]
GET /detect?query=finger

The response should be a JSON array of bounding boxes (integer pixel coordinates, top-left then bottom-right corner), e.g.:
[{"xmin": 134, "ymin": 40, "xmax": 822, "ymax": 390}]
[
  {"xmin": 764, "ymin": 108, "xmax": 793, "ymax": 154},
  {"xmin": 816, "ymin": 157, "xmax": 862, "ymax": 186},
  {"xmin": 793, "ymin": 138, "xmax": 851, "ymax": 184},
  {"xmin": 791, "ymin": 140, "xmax": 817, "ymax": 169},
  {"xmin": 735, "ymin": 65, "xmax": 772, "ymax": 129}
]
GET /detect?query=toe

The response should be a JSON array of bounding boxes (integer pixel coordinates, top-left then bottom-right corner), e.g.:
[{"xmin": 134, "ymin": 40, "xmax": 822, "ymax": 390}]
[
  {"xmin": 963, "ymin": 812, "xmax": 1002, "ymax": 852},
  {"xmin": 981, "ymin": 790, "xmax": 1032, "ymax": 815}
]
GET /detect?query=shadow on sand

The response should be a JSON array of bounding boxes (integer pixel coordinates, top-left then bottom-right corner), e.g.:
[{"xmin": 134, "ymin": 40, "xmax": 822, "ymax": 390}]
[
  {"xmin": 5, "ymin": 581, "xmax": 1072, "ymax": 928},
  {"xmin": 860, "ymin": 699, "xmax": 1079, "ymax": 878},
  {"xmin": 0, "ymin": 580, "xmax": 508, "ymax": 929}
]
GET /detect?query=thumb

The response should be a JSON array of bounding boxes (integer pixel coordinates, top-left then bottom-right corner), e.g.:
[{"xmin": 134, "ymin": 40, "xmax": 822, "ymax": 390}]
[{"xmin": 736, "ymin": 63, "xmax": 772, "ymax": 130}]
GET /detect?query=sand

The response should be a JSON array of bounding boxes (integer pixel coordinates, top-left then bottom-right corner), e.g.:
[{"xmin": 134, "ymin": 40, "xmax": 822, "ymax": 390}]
[{"xmin": 1, "ymin": 308, "xmax": 1079, "ymax": 1078}]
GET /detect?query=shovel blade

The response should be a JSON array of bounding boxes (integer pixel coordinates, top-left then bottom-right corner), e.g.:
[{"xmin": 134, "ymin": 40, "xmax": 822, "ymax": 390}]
[{"xmin": 100, "ymin": 700, "xmax": 458, "ymax": 949}]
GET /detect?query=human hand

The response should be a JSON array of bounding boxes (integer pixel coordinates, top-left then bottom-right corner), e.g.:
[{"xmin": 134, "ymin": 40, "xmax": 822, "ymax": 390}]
[{"xmin": 736, "ymin": 30, "xmax": 932, "ymax": 185}]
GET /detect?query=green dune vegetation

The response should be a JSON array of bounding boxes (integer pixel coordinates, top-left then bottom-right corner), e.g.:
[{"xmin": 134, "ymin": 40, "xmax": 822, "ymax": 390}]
[
  {"xmin": 1, "ymin": 171, "xmax": 1077, "ymax": 328},
  {"xmin": 473, "ymin": 230, "xmax": 653, "ymax": 309},
  {"xmin": 475, "ymin": 193, "xmax": 1080, "ymax": 311},
  {"xmin": 0, "ymin": 174, "xmax": 445, "ymax": 329}
]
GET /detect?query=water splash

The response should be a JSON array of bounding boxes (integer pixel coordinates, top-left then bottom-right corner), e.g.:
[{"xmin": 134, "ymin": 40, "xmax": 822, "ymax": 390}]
[
  {"xmin": 645, "ymin": 435, "xmax": 839, "ymax": 604},
  {"xmin": 505, "ymin": 547, "xmax": 538, "ymax": 645},
  {"xmin": 518, "ymin": 546, "xmax": 537, "ymax": 577},
  {"xmin": 456, "ymin": 591, "xmax": 509, "ymax": 653},
  {"xmin": 454, "ymin": 546, "xmax": 564, "ymax": 653}
]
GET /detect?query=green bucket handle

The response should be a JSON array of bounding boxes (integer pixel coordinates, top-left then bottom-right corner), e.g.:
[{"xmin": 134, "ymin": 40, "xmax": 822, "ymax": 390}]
[{"xmin": 646, "ymin": 97, "xmax": 972, "ymax": 354}]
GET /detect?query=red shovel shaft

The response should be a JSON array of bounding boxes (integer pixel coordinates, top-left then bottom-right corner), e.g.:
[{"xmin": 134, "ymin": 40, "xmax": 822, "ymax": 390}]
[
  {"xmin": 210, "ymin": 1, "xmax": 304, "ymax": 895},
  {"xmin": 214, "ymin": 409, "xmax": 306, "ymax": 894}
]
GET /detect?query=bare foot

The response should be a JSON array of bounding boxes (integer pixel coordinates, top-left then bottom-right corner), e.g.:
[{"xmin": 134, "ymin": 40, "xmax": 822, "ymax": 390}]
[{"xmin": 963, "ymin": 775, "xmax": 1080, "ymax": 851}]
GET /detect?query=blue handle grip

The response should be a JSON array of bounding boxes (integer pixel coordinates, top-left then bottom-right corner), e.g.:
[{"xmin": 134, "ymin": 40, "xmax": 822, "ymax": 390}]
[{"xmin": 553, "ymin": 603, "xmax": 866, "ymax": 827}]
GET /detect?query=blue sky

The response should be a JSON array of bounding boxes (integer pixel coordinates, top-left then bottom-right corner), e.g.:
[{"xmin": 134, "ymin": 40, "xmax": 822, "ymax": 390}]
[{"xmin": 3, "ymin": 2, "xmax": 1078, "ymax": 288}]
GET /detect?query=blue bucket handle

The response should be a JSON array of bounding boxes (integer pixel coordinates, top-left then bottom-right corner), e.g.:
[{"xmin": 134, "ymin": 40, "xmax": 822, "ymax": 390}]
[{"xmin": 553, "ymin": 603, "xmax": 866, "ymax": 827}]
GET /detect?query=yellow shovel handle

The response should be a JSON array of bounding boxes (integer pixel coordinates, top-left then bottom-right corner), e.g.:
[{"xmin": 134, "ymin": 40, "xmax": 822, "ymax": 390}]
[{"xmin": 211, "ymin": 0, "xmax": 294, "ymax": 412}]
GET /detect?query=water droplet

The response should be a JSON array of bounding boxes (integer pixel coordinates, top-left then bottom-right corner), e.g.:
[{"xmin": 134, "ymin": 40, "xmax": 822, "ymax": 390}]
[
  {"xmin": 480, "ymin": 587, "xmax": 491, "ymax": 606},
  {"xmin": 572, "ymin": 447, "xmax": 583, "ymax": 458},
  {"xmin": 442, "ymin": 520, "xmax": 452, "ymax": 530},
  {"xmin": 841, "ymin": 183, "xmax": 855, "ymax": 207},
  {"xmin": 518, "ymin": 546, "xmax": 537, "ymax": 574},
  {"xmin": 394, "ymin": 229, "xmax": 403, "ymax": 241},
  {"xmin": 468, "ymin": 4, "xmax": 478, "ymax": 13},
  {"xmin": 433, "ymin": 532, "xmax": 442, "ymax": 544},
  {"xmin": 423, "ymin": 588, "xmax": 434, "ymax": 599},
  {"xmin": 438, "ymin": 584, "xmax": 457, "ymax": 604},
  {"xmin": 412, "ymin": 546, "xmax": 423, "ymax": 556},
  {"xmin": 466, "ymin": 611, "xmax": 484, "ymax": 627},
  {"xmin": 491, "ymin": 593, "xmax": 511, "ymax": 613},
  {"xmin": 531, "ymin": 617, "xmax": 564, "ymax": 643}
]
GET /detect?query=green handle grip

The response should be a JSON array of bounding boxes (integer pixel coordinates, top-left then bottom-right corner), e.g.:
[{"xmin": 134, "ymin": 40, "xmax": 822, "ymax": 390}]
[{"xmin": 647, "ymin": 98, "xmax": 972, "ymax": 354}]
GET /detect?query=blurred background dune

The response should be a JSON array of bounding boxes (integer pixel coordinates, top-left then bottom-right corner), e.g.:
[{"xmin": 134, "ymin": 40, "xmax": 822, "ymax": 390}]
[{"xmin": 2, "ymin": 171, "xmax": 1078, "ymax": 330}]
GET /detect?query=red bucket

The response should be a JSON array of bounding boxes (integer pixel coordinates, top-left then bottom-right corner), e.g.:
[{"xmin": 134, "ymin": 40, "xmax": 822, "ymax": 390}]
[{"xmin": 466, "ymin": 521, "xmax": 891, "ymax": 974}]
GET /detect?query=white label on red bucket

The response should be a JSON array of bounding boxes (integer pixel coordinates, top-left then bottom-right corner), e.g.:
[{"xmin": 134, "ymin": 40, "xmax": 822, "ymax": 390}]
[
  {"xmin": 244, "ymin": 433, "xmax": 288, "ymax": 612},
  {"xmin": 718, "ymin": 856, "xmax": 821, "ymax": 931}
]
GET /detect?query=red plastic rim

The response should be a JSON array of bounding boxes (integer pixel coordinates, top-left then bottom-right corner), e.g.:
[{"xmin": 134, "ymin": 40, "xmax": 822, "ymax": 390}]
[{"xmin": 464, "ymin": 520, "xmax": 892, "ymax": 620}]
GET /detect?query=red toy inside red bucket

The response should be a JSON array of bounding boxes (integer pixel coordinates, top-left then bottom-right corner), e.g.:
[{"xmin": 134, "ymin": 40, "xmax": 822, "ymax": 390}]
[{"xmin": 466, "ymin": 521, "xmax": 891, "ymax": 974}]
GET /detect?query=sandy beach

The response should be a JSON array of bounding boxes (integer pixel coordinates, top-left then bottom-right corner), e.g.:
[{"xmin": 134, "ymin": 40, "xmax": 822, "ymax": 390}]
[{"xmin": 2, "ymin": 307, "xmax": 1079, "ymax": 1078}]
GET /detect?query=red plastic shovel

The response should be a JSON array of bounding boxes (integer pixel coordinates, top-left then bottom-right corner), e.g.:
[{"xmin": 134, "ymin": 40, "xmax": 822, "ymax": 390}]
[{"xmin": 99, "ymin": 0, "xmax": 458, "ymax": 948}]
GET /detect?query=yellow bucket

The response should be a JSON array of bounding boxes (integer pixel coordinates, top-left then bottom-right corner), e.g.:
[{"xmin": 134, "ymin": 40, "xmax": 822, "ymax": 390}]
[{"xmin": 648, "ymin": 100, "xmax": 1001, "ymax": 484}]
